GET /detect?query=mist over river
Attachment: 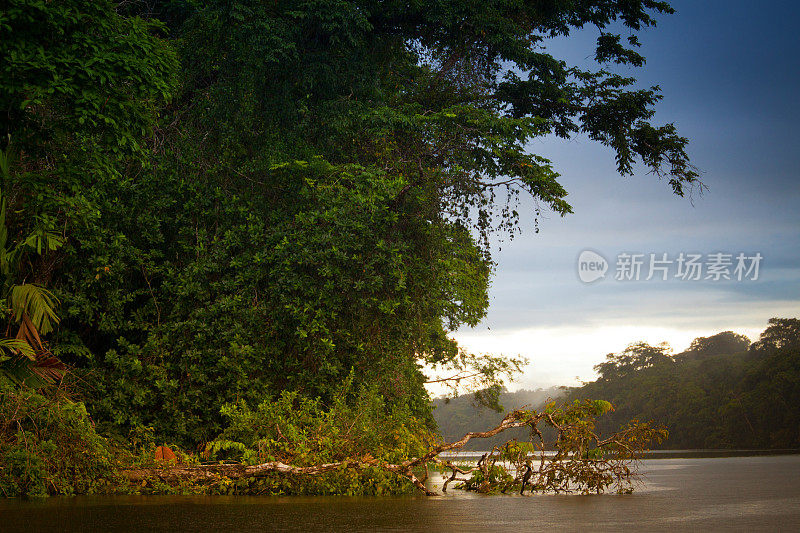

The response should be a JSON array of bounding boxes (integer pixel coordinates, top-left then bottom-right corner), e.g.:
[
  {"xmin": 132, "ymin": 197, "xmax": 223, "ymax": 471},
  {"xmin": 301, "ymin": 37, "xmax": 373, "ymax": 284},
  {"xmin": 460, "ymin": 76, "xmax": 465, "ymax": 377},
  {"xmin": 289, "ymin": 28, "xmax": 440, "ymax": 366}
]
[{"xmin": 3, "ymin": 455, "xmax": 799, "ymax": 532}]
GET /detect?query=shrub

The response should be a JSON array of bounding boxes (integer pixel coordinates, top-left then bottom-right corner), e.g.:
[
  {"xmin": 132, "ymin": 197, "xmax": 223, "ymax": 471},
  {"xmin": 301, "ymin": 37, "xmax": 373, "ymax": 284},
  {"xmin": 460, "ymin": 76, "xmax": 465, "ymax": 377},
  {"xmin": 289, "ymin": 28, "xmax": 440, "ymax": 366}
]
[
  {"xmin": 206, "ymin": 377, "xmax": 438, "ymax": 495},
  {"xmin": 0, "ymin": 379, "xmax": 120, "ymax": 497}
]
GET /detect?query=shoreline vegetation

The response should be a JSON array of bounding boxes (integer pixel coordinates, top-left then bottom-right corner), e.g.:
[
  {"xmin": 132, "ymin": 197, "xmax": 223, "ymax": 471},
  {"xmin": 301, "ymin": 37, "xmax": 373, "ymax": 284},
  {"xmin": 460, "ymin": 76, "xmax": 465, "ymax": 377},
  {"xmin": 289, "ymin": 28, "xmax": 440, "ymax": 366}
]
[
  {"xmin": 1, "ymin": 0, "xmax": 795, "ymax": 501},
  {"xmin": 0, "ymin": 386, "xmax": 665, "ymax": 497},
  {"xmin": 1, "ymin": 315, "xmax": 797, "ymax": 499},
  {"xmin": 434, "ymin": 320, "xmax": 800, "ymax": 452},
  {"xmin": 119, "ymin": 400, "xmax": 664, "ymax": 497}
]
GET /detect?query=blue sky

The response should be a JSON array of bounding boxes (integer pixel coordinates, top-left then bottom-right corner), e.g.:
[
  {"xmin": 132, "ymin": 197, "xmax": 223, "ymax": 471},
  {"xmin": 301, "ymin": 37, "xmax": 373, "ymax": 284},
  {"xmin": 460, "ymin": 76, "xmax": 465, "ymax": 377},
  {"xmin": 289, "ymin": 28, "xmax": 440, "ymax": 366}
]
[{"xmin": 446, "ymin": 0, "xmax": 800, "ymax": 390}]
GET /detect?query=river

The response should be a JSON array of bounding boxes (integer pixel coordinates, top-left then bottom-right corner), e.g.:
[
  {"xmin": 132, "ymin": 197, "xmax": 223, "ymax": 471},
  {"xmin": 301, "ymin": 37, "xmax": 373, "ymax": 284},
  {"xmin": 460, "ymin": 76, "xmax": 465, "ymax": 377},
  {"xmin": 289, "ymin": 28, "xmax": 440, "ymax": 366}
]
[{"xmin": 2, "ymin": 455, "xmax": 799, "ymax": 531}]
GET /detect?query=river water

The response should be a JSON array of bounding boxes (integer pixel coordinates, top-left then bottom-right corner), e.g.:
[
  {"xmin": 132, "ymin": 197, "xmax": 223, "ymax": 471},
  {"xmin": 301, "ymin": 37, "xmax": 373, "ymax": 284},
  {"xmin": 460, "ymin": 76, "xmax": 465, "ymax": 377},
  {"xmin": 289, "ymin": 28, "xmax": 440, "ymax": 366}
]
[{"xmin": 2, "ymin": 455, "xmax": 799, "ymax": 531}]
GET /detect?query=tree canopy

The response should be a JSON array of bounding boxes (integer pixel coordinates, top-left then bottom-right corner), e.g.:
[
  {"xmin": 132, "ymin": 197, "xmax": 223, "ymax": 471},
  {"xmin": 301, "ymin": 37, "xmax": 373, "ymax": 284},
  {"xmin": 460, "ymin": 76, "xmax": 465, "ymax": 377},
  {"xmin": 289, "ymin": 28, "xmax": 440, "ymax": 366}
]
[
  {"xmin": 568, "ymin": 319, "xmax": 800, "ymax": 449},
  {"xmin": 1, "ymin": 0, "xmax": 697, "ymax": 457}
]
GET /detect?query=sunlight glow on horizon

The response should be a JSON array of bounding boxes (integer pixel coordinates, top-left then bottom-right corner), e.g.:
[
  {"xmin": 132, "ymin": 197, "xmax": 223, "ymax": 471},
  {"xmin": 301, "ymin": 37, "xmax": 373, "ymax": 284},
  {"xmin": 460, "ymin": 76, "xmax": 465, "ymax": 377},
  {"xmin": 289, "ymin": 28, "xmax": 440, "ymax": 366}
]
[{"xmin": 449, "ymin": 321, "xmax": 768, "ymax": 393}]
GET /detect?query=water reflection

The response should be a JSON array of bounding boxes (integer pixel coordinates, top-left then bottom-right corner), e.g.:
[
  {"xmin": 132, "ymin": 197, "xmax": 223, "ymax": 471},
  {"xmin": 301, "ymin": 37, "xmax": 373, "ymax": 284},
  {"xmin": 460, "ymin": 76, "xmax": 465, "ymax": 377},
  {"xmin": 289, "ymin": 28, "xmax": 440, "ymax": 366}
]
[{"xmin": 2, "ymin": 455, "xmax": 799, "ymax": 532}]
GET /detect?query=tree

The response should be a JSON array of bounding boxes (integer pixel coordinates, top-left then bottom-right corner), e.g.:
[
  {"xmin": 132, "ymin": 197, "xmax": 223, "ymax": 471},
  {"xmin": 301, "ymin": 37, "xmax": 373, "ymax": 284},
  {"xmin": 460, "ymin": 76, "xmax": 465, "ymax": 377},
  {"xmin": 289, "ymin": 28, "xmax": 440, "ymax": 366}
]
[
  {"xmin": 568, "ymin": 319, "xmax": 800, "ymax": 449},
  {"xmin": 4, "ymin": 0, "xmax": 699, "ymax": 447},
  {"xmin": 0, "ymin": 2, "xmax": 706, "ymax": 495},
  {"xmin": 750, "ymin": 318, "xmax": 800, "ymax": 354},
  {"xmin": 594, "ymin": 341, "xmax": 673, "ymax": 379},
  {"xmin": 120, "ymin": 397, "xmax": 666, "ymax": 496},
  {"xmin": 679, "ymin": 331, "xmax": 750, "ymax": 360}
]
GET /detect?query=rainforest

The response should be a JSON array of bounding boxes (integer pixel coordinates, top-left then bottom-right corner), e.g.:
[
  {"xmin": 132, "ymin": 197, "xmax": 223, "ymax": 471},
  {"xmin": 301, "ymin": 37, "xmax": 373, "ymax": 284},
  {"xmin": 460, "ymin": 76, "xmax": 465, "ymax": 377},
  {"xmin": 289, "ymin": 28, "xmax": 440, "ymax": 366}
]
[{"xmin": 0, "ymin": 0, "xmax": 703, "ymax": 497}]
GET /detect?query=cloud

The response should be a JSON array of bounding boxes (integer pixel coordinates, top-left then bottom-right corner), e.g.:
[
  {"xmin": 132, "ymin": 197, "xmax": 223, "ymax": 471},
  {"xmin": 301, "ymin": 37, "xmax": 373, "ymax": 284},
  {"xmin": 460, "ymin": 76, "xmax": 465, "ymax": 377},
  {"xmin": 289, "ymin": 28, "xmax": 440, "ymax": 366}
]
[{"xmin": 454, "ymin": 0, "xmax": 800, "ymax": 390}]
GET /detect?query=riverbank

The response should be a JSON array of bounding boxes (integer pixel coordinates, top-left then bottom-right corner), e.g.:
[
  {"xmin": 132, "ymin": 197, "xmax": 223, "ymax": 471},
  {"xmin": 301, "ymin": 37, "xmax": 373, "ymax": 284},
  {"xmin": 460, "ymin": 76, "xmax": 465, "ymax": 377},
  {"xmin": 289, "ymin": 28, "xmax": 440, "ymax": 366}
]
[{"xmin": 3, "ymin": 455, "xmax": 800, "ymax": 532}]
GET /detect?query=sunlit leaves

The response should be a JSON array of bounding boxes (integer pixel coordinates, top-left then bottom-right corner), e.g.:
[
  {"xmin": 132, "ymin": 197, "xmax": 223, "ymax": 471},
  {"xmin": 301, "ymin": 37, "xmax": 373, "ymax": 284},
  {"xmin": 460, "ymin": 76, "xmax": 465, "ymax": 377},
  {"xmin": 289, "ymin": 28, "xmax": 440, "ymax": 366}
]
[
  {"xmin": 9, "ymin": 284, "xmax": 60, "ymax": 336},
  {"xmin": 457, "ymin": 400, "xmax": 666, "ymax": 494},
  {"xmin": 0, "ymin": 338, "xmax": 35, "ymax": 361}
]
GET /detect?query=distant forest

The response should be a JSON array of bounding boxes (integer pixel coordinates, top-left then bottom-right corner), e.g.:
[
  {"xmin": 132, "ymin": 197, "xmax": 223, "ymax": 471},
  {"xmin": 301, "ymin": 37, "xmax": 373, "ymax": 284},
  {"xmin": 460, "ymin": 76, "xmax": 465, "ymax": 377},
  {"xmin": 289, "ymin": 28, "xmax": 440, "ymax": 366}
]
[
  {"xmin": 433, "ymin": 387, "xmax": 563, "ymax": 450},
  {"xmin": 434, "ymin": 318, "xmax": 800, "ymax": 450}
]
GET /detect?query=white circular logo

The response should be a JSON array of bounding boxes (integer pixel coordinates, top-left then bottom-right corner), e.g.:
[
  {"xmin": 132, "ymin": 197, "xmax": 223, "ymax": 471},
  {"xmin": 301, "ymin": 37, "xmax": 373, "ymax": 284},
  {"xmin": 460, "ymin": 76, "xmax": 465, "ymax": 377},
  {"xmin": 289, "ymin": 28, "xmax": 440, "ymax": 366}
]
[{"xmin": 577, "ymin": 250, "xmax": 608, "ymax": 283}]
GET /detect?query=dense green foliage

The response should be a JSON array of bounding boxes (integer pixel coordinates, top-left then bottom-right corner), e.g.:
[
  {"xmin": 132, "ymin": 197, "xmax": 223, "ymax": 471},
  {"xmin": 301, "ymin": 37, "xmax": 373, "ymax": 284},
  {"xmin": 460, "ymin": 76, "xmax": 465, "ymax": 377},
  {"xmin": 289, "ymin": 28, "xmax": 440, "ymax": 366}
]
[
  {"xmin": 567, "ymin": 319, "xmax": 800, "ymax": 449},
  {"xmin": 0, "ymin": 375, "xmax": 435, "ymax": 497},
  {"xmin": 1, "ymin": 0, "xmax": 699, "ymax": 495},
  {"xmin": 0, "ymin": 379, "xmax": 120, "ymax": 497},
  {"xmin": 0, "ymin": 148, "xmax": 67, "ymax": 387},
  {"xmin": 205, "ymin": 378, "xmax": 435, "ymax": 495}
]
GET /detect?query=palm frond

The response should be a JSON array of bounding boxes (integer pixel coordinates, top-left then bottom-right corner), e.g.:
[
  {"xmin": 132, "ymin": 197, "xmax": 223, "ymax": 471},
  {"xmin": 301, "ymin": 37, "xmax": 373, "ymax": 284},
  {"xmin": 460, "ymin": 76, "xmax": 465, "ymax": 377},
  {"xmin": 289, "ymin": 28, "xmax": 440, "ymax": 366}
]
[
  {"xmin": 15, "ymin": 225, "xmax": 65, "ymax": 256},
  {"xmin": 0, "ymin": 356, "xmax": 56, "ymax": 388},
  {"xmin": 9, "ymin": 284, "xmax": 61, "ymax": 335},
  {"xmin": 0, "ymin": 338, "xmax": 65, "ymax": 387},
  {"xmin": 0, "ymin": 145, "xmax": 66, "ymax": 388},
  {"xmin": 0, "ymin": 337, "xmax": 36, "ymax": 360}
]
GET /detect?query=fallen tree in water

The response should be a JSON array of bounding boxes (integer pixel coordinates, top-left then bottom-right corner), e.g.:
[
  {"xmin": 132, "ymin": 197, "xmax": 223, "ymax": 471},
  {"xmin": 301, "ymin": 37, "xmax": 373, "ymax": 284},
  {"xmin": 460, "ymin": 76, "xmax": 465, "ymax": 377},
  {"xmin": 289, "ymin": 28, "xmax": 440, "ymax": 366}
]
[
  {"xmin": 122, "ymin": 399, "xmax": 666, "ymax": 496},
  {"xmin": 2, "ymin": 376, "xmax": 664, "ymax": 497}
]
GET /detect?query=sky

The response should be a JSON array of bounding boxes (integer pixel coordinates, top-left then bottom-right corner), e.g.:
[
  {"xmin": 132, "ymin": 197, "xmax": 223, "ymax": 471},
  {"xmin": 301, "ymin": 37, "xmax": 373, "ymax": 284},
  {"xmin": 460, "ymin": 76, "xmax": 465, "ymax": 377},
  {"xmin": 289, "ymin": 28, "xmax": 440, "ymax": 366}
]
[{"xmin": 447, "ymin": 0, "xmax": 800, "ymax": 391}]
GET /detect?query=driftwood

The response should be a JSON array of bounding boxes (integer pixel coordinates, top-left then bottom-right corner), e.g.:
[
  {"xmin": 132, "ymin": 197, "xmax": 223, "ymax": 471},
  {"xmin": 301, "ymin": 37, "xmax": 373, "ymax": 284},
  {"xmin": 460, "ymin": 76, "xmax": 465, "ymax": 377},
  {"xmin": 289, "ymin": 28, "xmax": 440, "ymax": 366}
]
[{"xmin": 122, "ymin": 409, "xmax": 539, "ymax": 496}]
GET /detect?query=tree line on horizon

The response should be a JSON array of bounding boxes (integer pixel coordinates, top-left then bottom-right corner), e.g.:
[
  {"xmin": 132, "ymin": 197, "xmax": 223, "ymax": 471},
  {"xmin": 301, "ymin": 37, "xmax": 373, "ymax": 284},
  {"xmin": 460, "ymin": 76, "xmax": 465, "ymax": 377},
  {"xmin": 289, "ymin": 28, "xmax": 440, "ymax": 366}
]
[{"xmin": 434, "ymin": 318, "xmax": 800, "ymax": 450}]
